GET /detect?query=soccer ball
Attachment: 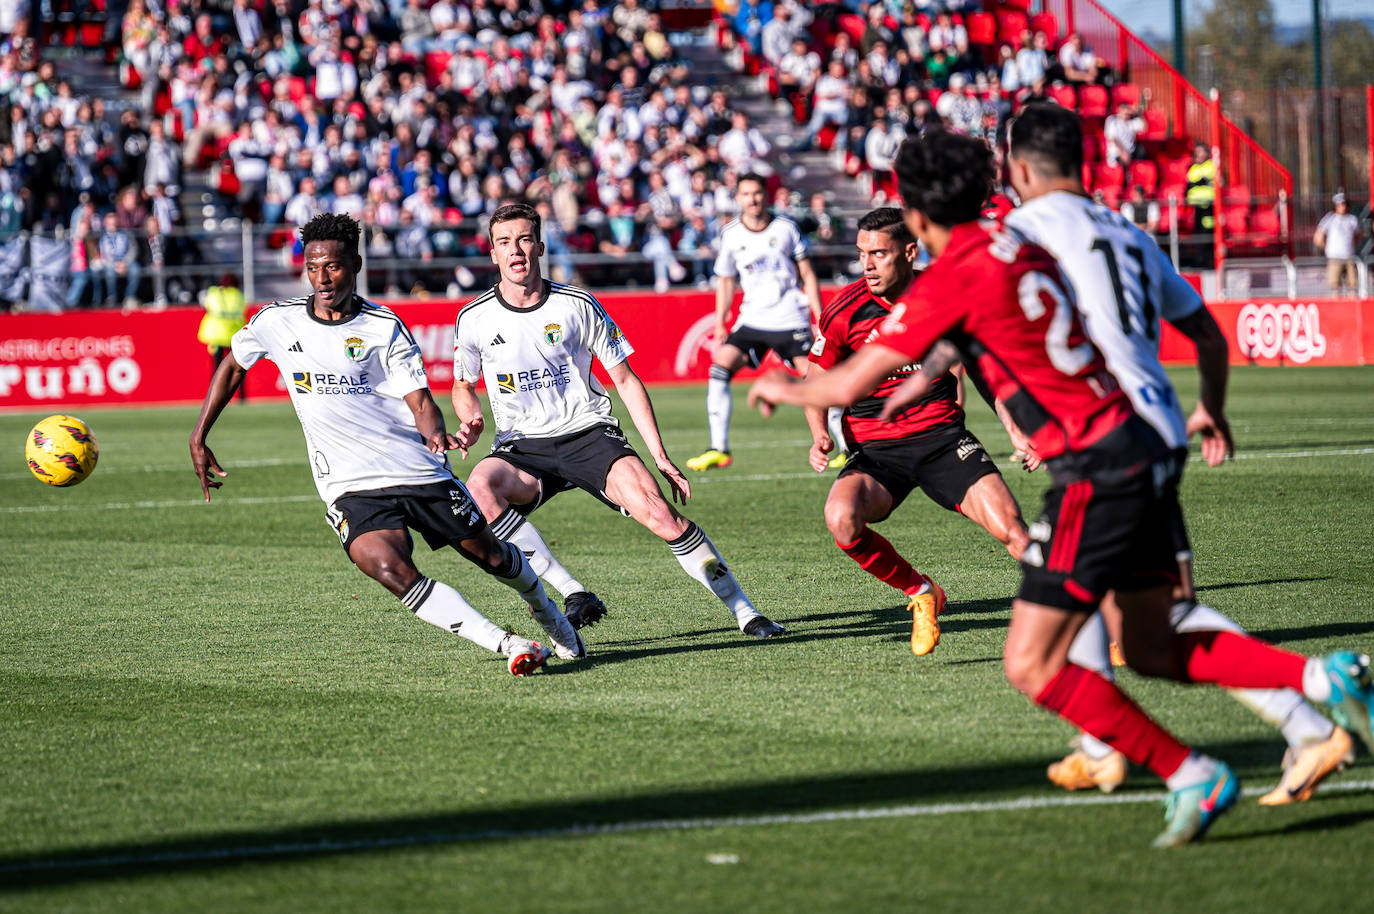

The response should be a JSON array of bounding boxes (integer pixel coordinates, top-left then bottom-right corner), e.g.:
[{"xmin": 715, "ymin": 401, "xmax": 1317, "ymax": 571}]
[{"xmin": 26, "ymin": 415, "xmax": 99, "ymax": 487}]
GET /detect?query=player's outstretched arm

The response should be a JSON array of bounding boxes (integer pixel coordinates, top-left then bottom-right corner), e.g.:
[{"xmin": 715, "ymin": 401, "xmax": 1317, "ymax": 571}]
[
  {"xmin": 1171, "ymin": 307, "xmax": 1234, "ymax": 466},
  {"xmin": 448, "ymin": 380, "xmax": 486, "ymax": 459},
  {"xmin": 606, "ymin": 360, "xmax": 691, "ymax": 503},
  {"xmin": 189, "ymin": 353, "xmax": 248, "ymax": 502},
  {"xmin": 405, "ymin": 388, "xmax": 462, "ymax": 456},
  {"xmin": 876, "ymin": 340, "xmax": 961, "ymax": 422},
  {"xmin": 749, "ymin": 343, "xmax": 908, "ymax": 415}
]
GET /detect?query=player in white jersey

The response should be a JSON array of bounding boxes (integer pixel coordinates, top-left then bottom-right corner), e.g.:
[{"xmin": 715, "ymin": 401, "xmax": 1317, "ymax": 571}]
[
  {"xmin": 1003, "ymin": 105, "xmax": 1354, "ymax": 803},
  {"xmin": 686, "ymin": 173, "xmax": 824, "ymax": 471},
  {"xmin": 452, "ymin": 203, "xmax": 786, "ymax": 639},
  {"xmin": 189, "ymin": 213, "xmax": 584, "ymax": 677}
]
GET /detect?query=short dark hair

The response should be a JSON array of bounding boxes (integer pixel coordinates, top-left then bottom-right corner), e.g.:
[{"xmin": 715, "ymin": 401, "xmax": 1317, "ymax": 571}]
[
  {"xmin": 856, "ymin": 207, "xmax": 914, "ymax": 245},
  {"xmin": 299, "ymin": 212, "xmax": 360, "ymax": 254},
  {"xmin": 895, "ymin": 130, "xmax": 994, "ymax": 227},
  {"xmin": 737, "ymin": 172, "xmax": 767, "ymax": 192},
  {"xmin": 488, "ymin": 202, "xmax": 541, "ymax": 242},
  {"xmin": 1007, "ymin": 103, "xmax": 1083, "ymax": 180}
]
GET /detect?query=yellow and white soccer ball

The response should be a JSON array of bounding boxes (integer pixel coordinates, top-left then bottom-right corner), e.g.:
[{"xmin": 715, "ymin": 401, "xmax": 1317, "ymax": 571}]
[{"xmin": 25, "ymin": 415, "xmax": 99, "ymax": 487}]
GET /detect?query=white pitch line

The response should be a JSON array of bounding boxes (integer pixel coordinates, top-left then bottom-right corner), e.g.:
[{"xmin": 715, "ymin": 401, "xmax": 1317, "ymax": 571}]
[
  {"xmin": 5, "ymin": 444, "xmax": 1374, "ymax": 514},
  {"xmin": 3, "ymin": 778, "xmax": 1372, "ymax": 876}
]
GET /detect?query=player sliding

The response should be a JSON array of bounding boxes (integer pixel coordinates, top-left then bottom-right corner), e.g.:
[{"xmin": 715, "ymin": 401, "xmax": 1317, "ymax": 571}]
[
  {"xmin": 685, "ymin": 173, "xmax": 823, "ymax": 472},
  {"xmin": 803, "ymin": 207, "xmax": 1029, "ymax": 656},
  {"xmin": 189, "ymin": 213, "xmax": 582, "ymax": 678},
  {"xmin": 1001, "ymin": 104, "xmax": 1356, "ymax": 805},
  {"xmin": 748, "ymin": 130, "xmax": 1374, "ymax": 847},
  {"xmin": 451, "ymin": 203, "xmax": 786, "ymax": 639}
]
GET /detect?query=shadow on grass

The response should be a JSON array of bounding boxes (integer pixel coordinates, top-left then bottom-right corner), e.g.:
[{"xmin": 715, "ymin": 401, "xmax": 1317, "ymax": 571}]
[
  {"xmin": 1250, "ymin": 620, "xmax": 1374, "ymax": 645},
  {"xmin": 1, "ymin": 738, "xmax": 1358, "ymax": 889}
]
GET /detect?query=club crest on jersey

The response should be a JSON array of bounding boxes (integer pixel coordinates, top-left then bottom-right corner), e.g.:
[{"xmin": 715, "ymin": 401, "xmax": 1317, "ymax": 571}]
[
  {"xmin": 496, "ymin": 372, "xmax": 517, "ymax": 394},
  {"xmin": 343, "ymin": 336, "xmax": 365, "ymax": 361},
  {"xmin": 292, "ymin": 371, "xmax": 312, "ymax": 393},
  {"xmin": 543, "ymin": 323, "xmax": 563, "ymax": 345}
]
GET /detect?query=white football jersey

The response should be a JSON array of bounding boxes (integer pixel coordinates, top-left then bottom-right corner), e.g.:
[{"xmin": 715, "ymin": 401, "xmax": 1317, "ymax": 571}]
[
  {"xmin": 713, "ymin": 216, "xmax": 811, "ymax": 331},
  {"xmin": 1005, "ymin": 191, "xmax": 1204, "ymax": 449},
  {"xmin": 231, "ymin": 294, "xmax": 450, "ymax": 507},
  {"xmin": 453, "ymin": 281, "xmax": 634, "ymax": 445}
]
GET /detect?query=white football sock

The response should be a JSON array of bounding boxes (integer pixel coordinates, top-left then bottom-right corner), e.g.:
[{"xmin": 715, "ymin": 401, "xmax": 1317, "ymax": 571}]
[
  {"xmin": 1172, "ymin": 602, "xmax": 1335, "ymax": 748},
  {"xmin": 1077, "ymin": 734, "xmax": 1118, "ymax": 761},
  {"xmin": 1302, "ymin": 656, "xmax": 1333, "ymax": 703},
  {"xmin": 826, "ymin": 407, "xmax": 848, "ymax": 455},
  {"xmin": 1165, "ymin": 752, "xmax": 1218, "ymax": 792},
  {"xmin": 668, "ymin": 521, "xmax": 758, "ymax": 627},
  {"xmin": 707, "ymin": 365, "xmax": 733, "ymax": 453},
  {"xmin": 490, "ymin": 541, "xmax": 577, "ymax": 649},
  {"xmin": 490, "ymin": 507, "xmax": 585, "ymax": 598},
  {"xmin": 400, "ymin": 575, "xmax": 507, "ymax": 653}
]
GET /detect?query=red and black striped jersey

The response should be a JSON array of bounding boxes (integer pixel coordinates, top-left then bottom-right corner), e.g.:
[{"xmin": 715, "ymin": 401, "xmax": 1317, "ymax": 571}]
[
  {"xmin": 809, "ymin": 277, "xmax": 963, "ymax": 446},
  {"xmin": 874, "ymin": 221, "xmax": 1134, "ymax": 462}
]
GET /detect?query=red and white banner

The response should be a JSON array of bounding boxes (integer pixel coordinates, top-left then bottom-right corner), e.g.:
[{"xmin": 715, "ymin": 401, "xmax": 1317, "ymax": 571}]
[{"xmin": 3, "ymin": 293, "xmax": 1372, "ymax": 409}]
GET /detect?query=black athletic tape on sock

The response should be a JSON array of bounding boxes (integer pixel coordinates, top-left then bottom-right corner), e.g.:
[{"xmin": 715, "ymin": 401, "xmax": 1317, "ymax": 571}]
[
  {"xmin": 492, "ymin": 540, "xmax": 524, "ymax": 580},
  {"xmin": 401, "ymin": 576, "xmax": 435, "ymax": 612},
  {"xmin": 667, "ymin": 522, "xmax": 706, "ymax": 556},
  {"xmin": 709, "ymin": 364, "xmax": 735, "ymax": 383},
  {"xmin": 490, "ymin": 506, "xmax": 525, "ymax": 540}
]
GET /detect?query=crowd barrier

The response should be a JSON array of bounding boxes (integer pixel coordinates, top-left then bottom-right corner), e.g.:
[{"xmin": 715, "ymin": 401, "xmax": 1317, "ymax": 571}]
[{"xmin": 2, "ymin": 292, "xmax": 1372, "ymax": 409}]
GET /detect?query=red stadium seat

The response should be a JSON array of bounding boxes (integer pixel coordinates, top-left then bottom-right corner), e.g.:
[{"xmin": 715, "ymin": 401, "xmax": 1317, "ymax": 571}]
[
  {"xmin": 817, "ymin": 124, "xmax": 839, "ymax": 152},
  {"xmin": 1250, "ymin": 206, "xmax": 1282, "ymax": 238},
  {"xmin": 1093, "ymin": 161, "xmax": 1125, "ymax": 190},
  {"xmin": 998, "ymin": 0, "xmax": 1033, "ymax": 11},
  {"xmin": 1160, "ymin": 155, "xmax": 1190, "ymax": 188},
  {"xmin": 1224, "ymin": 185, "xmax": 1251, "ymax": 206},
  {"xmin": 1030, "ymin": 12, "xmax": 1058, "ymax": 41},
  {"xmin": 1222, "ymin": 204, "xmax": 1250, "ymax": 236},
  {"xmin": 1127, "ymin": 159, "xmax": 1158, "ymax": 194},
  {"xmin": 1082, "ymin": 134, "xmax": 1102, "ymax": 162},
  {"xmin": 1048, "ymin": 83, "xmax": 1076, "ymax": 108},
  {"xmin": 1097, "ymin": 185, "xmax": 1122, "ymax": 209},
  {"xmin": 1156, "ymin": 202, "xmax": 1195, "ymax": 235},
  {"xmin": 995, "ymin": 9, "xmax": 1029, "ymax": 44},
  {"xmin": 1078, "ymin": 84, "xmax": 1109, "ymax": 117},
  {"xmin": 1141, "ymin": 108, "xmax": 1169, "ymax": 141},
  {"xmin": 966, "ymin": 12, "xmax": 997, "ymax": 48},
  {"xmin": 1111, "ymin": 83, "xmax": 1141, "ymax": 107},
  {"xmin": 424, "ymin": 50, "xmax": 452, "ymax": 86},
  {"xmin": 1081, "ymin": 163, "xmax": 1094, "ymax": 189},
  {"xmin": 837, "ymin": 13, "xmax": 866, "ymax": 43}
]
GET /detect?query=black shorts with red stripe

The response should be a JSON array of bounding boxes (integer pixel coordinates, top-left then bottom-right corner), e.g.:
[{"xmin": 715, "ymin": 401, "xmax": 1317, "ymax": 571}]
[{"xmin": 1018, "ymin": 418, "xmax": 1184, "ymax": 613}]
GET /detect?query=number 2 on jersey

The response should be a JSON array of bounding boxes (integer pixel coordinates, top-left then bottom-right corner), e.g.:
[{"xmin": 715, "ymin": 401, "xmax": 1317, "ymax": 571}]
[{"xmin": 1090, "ymin": 238, "xmax": 1156, "ymax": 340}]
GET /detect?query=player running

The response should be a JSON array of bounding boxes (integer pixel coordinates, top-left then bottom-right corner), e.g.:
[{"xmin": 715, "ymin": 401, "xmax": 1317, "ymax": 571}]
[
  {"xmin": 999, "ymin": 104, "xmax": 1355, "ymax": 804},
  {"xmin": 451, "ymin": 203, "xmax": 786, "ymax": 639},
  {"xmin": 189, "ymin": 213, "xmax": 581, "ymax": 677},
  {"xmin": 748, "ymin": 130, "xmax": 1374, "ymax": 847},
  {"xmin": 685, "ymin": 173, "xmax": 823, "ymax": 472},
  {"xmin": 804, "ymin": 206, "xmax": 1028, "ymax": 656}
]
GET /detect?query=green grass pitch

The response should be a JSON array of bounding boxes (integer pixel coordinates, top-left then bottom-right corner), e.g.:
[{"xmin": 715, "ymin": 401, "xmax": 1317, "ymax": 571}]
[{"xmin": 1, "ymin": 366, "xmax": 1372, "ymax": 911}]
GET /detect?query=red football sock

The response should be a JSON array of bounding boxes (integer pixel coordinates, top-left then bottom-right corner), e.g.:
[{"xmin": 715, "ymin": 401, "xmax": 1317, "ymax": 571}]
[
  {"xmin": 1177, "ymin": 630, "xmax": 1307, "ymax": 690},
  {"xmin": 836, "ymin": 529, "xmax": 925, "ymax": 595},
  {"xmin": 1036, "ymin": 663, "xmax": 1190, "ymax": 781}
]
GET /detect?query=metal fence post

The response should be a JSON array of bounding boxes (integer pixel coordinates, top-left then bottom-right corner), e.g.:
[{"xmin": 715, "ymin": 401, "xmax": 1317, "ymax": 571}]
[{"xmin": 1168, "ymin": 195, "xmax": 1180, "ymax": 270}]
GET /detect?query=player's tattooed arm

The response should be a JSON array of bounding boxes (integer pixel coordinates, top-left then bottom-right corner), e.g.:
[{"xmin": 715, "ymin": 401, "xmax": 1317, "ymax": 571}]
[
  {"xmin": 189, "ymin": 352, "xmax": 248, "ymax": 502},
  {"xmin": 449, "ymin": 379, "xmax": 486, "ymax": 459},
  {"xmin": 749, "ymin": 343, "xmax": 907, "ymax": 415},
  {"xmin": 875, "ymin": 340, "xmax": 961, "ymax": 422},
  {"xmin": 405, "ymin": 388, "xmax": 463, "ymax": 456},
  {"xmin": 606, "ymin": 360, "xmax": 692, "ymax": 503}
]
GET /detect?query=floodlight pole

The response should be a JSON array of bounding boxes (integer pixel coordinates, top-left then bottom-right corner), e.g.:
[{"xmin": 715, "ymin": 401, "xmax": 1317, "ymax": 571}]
[
  {"xmin": 1172, "ymin": 0, "xmax": 1185, "ymax": 77},
  {"xmin": 1312, "ymin": 0, "xmax": 1325, "ymax": 196}
]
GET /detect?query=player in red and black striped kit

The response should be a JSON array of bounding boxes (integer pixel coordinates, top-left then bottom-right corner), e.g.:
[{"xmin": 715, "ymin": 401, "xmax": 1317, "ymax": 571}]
[
  {"xmin": 750, "ymin": 130, "xmax": 1374, "ymax": 847},
  {"xmin": 805, "ymin": 207, "xmax": 1028, "ymax": 657}
]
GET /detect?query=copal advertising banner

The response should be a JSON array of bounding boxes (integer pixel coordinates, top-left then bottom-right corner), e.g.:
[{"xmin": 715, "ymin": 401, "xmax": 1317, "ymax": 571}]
[{"xmin": 2, "ymin": 293, "xmax": 1372, "ymax": 409}]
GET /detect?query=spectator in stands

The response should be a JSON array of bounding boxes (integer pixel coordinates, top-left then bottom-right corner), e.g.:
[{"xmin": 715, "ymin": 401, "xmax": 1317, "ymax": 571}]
[
  {"xmin": 719, "ymin": 110, "xmax": 771, "ymax": 175},
  {"xmin": 777, "ymin": 37, "xmax": 820, "ymax": 99},
  {"xmin": 197, "ymin": 272, "xmax": 247, "ymax": 392},
  {"xmin": 392, "ymin": 206, "xmax": 433, "ymax": 294},
  {"xmin": 861, "ymin": 3, "xmax": 896, "ymax": 56},
  {"xmin": 936, "ymin": 73, "xmax": 980, "ymax": 136},
  {"xmin": 1120, "ymin": 185, "xmax": 1160, "ymax": 234},
  {"xmin": 864, "ymin": 116, "xmax": 900, "ymax": 200},
  {"xmin": 1185, "ymin": 142, "xmax": 1215, "ymax": 231},
  {"xmin": 1103, "ymin": 94, "xmax": 1149, "ymax": 166},
  {"xmin": 898, "ymin": 8, "xmax": 928, "ymax": 60},
  {"xmin": 98, "ymin": 209, "xmax": 142, "ymax": 308},
  {"xmin": 1015, "ymin": 30, "xmax": 1048, "ymax": 87},
  {"xmin": 65, "ymin": 209, "xmax": 101, "ymax": 309},
  {"xmin": 927, "ymin": 12, "xmax": 967, "ymax": 56},
  {"xmin": 760, "ymin": 2, "xmax": 797, "ymax": 67},
  {"xmin": 1315, "ymin": 192, "xmax": 1363, "ymax": 297},
  {"xmin": 678, "ymin": 211, "xmax": 715, "ymax": 288},
  {"xmin": 1055, "ymin": 32, "xmax": 1099, "ymax": 85}
]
